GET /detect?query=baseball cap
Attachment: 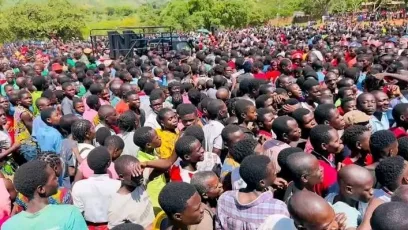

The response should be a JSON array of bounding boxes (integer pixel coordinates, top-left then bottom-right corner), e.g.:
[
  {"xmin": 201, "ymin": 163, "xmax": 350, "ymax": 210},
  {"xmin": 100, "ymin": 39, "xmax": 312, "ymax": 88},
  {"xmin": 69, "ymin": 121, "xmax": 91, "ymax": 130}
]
[{"xmin": 343, "ymin": 110, "xmax": 370, "ymax": 126}]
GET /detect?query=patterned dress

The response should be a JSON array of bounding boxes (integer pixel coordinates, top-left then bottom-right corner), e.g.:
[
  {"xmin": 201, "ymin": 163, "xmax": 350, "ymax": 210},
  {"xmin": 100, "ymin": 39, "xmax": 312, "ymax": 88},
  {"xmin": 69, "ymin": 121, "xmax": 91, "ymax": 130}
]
[
  {"xmin": 13, "ymin": 106, "xmax": 39, "ymax": 161},
  {"xmin": 14, "ymin": 187, "xmax": 72, "ymax": 213}
]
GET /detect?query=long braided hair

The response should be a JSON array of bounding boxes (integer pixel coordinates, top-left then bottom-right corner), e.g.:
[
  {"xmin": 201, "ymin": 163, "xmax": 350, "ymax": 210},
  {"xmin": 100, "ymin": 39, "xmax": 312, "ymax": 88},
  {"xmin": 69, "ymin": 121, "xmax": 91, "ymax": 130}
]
[{"xmin": 71, "ymin": 119, "xmax": 92, "ymax": 143}]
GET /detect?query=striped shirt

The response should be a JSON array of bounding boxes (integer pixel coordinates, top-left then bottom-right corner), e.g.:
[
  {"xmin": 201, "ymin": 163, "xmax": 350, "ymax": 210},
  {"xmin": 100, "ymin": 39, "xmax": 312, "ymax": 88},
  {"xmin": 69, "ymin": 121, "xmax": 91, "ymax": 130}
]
[{"xmin": 216, "ymin": 190, "xmax": 289, "ymax": 230}]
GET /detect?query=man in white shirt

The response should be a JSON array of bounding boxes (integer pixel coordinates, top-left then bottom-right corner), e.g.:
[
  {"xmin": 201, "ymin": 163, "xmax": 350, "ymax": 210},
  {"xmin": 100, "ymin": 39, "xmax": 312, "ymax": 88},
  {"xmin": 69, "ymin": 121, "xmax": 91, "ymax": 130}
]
[
  {"xmin": 72, "ymin": 146, "xmax": 121, "ymax": 227},
  {"xmin": 202, "ymin": 99, "xmax": 228, "ymax": 155},
  {"xmin": 144, "ymin": 94, "xmax": 163, "ymax": 129}
]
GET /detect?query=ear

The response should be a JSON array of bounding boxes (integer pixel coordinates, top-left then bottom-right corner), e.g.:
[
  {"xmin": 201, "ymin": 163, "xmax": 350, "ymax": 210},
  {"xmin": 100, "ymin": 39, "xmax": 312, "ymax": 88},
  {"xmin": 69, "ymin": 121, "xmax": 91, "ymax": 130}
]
[
  {"xmin": 118, "ymin": 174, "xmax": 125, "ymax": 181},
  {"xmin": 173, "ymin": 213, "xmax": 182, "ymax": 222},
  {"xmin": 356, "ymin": 140, "xmax": 362, "ymax": 150},
  {"xmin": 46, "ymin": 117, "xmax": 52, "ymax": 124},
  {"xmin": 202, "ymin": 192, "xmax": 208, "ymax": 200},
  {"xmin": 287, "ymin": 91, "xmax": 293, "ymax": 97},
  {"xmin": 300, "ymin": 174, "xmax": 308, "ymax": 184},
  {"xmin": 401, "ymin": 115, "xmax": 405, "ymax": 122},
  {"xmin": 259, "ymin": 179, "xmax": 266, "ymax": 188},
  {"xmin": 403, "ymin": 175, "xmax": 408, "ymax": 185},
  {"xmin": 146, "ymin": 143, "xmax": 152, "ymax": 149},
  {"xmin": 37, "ymin": 185, "xmax": 46, "ymax": 196},
  {"xmin": 282, "ymin": 133, "xmax": 288, "ymax": 141},
  {"xmin": 240, "ymin": 112, "xmax": 247, "ymax": 120},
  {"xmin": 184, "ymin": 154, "xmax": 191, "ymax": 161},
  {"xmin": 345, "ymin": 185, "xmax": 353, "ymax": 194},
  {"xmin": 321, "ymin": 143, "xmax": 328, "ymax": 151},
  {"xmin": 323, "ymin": 120, "xmax": 330, "ymax": 125}
]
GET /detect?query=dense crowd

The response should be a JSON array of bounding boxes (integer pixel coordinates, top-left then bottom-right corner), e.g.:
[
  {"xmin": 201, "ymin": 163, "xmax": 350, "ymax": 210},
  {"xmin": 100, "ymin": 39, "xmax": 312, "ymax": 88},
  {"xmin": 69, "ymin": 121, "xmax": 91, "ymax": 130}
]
[{"xmin": 1, "ymin": 18, "xmax": 408, "ymax": 230}]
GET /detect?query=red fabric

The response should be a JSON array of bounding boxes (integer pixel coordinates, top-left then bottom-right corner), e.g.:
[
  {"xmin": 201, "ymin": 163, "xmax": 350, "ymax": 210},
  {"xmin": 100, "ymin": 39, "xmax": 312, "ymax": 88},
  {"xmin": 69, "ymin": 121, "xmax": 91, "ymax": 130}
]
[
  {"xmin": 347, "ymin": 58, "xmax": 357, "ymax": 68},
  {"xmin": 138, "ymin": 91, "xmax": 146, "ymax": 96},
  {"xmin": 313, "ymin": 160, "xmax": 338, "ymax": 197},
  {"xmin": 337, "ymin": 106, "xmax": 345, "ymax": 116},
  {"xmin": 266, "ymin": 70, "xmax": 281, "ymax": 83},
  {"xmin": 228, "ymin": 61, "xmax": 236, "ymax": 69},
  {"xmin": 331, "ymin": 59, "xmax": 338, "ymax": 67},
  {"xmin": 254, "ymin": 72, "xmax": 268, "ymax": 80},
  {"xmin": 169, "ymin": 165, "xmax": 194, "ymax": 183},
  {"xmin": 5, "ymin": 115, "xmax": 14, "ymax": 144},
  {"xmin": 258, "ymin": 130, "xmax": 273, "ymax": 141},
  {"xmin": 342, "ymin": 154, "xmax": 374, "ymax": 166},
  {"xmin": 87, "ymin": 224, "xmax": 108, "ymax": 230},
  {"xmin": 115, "ymin": 100, "xmax": 129, "ymax": 115},
  {"xmin": 197, "ymin": 109, "xmax": 203, "ymax": 118},
  {"xmin": 390, "ymin": 127, "xmax": 408, "ymax": 139}
]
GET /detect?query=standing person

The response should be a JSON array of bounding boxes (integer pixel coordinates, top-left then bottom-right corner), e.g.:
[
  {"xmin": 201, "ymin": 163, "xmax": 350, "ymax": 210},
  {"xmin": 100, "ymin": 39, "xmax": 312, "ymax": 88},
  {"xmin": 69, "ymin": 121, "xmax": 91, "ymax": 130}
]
[
  {"xmin": 117, "ymin": 111, "xmax": 140, "ymax": 156},
  {"xmin": 271, "ymin": 116, "xmax": 302, "ymax": 146},
  {"xmin": 31, "ymin": 97, "xmax": 51, "ymax": 139},
  {"xmin": 156, "ymin": 108, "xmax": 179, "ymax": 159},
  {"xmin": 72, "ymin": 147, "xmax": 122, "ymax": 230},
  {"xmin": 125, "ymin": 91, "xmax": 145, "ymax": 127},
  {"xmin": 109, "ymin": 81, "xmax": 122, "ymax": 108},
  {"xmin": 0, "ymin": 96, "xmax": 15, "ymax": 144},
  {"xmin": 71, "ymin": 119, "xmax": 96, "ymax": 166},
  {"xmin": 390, "ymin": 103, "xmax": 408, "ymax": 138},
  {"xmin": 234, "ymin": 99, "xmax": 258, "ymax": 136},
  {"xmin": 72, "ymin": 98, "xmax": 85, "ymax": 118},
  {"xmin": 2, "ymin": 160, "xmax": 87, "ymax": 229},
  {"xmin": 216, "ymin": 155, "xmax": 289, "ymax": 230},
  {"xmin": 61, "ymin": 82, "xmax": 76, "ymax": 115},
  {"xmin": 14, "ymin": 90, "xmax": 38, "ymax": 161},
  {"xmin": 36, "ymin": 107, "xmax": 63, "ymax": 153},
  {"xmin": 371, "ymin": 90, "xmax": 391, "ymax": 133},
  {"xmin": 256, "ymin": 108, "xmax": 277, "ymax": 141},
  {"xmin": 342, "ymin": 125, "xmax": 373, "ymax": 166},
  {"xmin": 83, "ymin": 95, "xmax": 101, "ymax": 124},
  {"xmin": 96, "ymin": 105, "xmax": 118, "ymax": 135},
  {"xmin": 31, "ymin": 76, "xmax": 49, "ymax": 116},
  {"xmin": 144, "ymin": 93, "xmax": 164, "ymax": 129},
  {"xmin": 203, "ymin": 99, "xmax": 227, "ymax": 155},
  {"xmin": 108, "ymin": 155, "xmax": 154, "ymax": 229},
  {"xmin": 158, "ymin": 182, "xmax": 205, "ymax": 230},
  {"xmin": 300, "ymin": 79, "xmax": 321, "ymax": 112}
]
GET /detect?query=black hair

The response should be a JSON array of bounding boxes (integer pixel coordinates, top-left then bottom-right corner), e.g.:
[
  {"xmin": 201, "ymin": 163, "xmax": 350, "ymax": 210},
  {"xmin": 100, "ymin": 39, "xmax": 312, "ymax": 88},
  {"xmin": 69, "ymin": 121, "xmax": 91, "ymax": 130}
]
[
  {"xmin": 341, "ymin": 97, "xmax": 355, "ymax": 109},
  {"xmin": 234, "ymin": 99, "xmax": 254, "ymax": 120},
  {"xmin": 176, "ymin": 104, "xmax": 197, "ymax": 118},
  {"xmin": 184, "ymin": 125, "xmax": 205, "ymax": 143},
  {"xmin": 230, "ymin": 138, "xmax": 257, "ymax": 163},
  {"xmin": 61, "ymin": 82, "xmax": 73, "ymax": 91},
  {"xmin": 275, "ymin": 88, "xmax": 287, "ymax": 95},
  {"xmin": 143, "ymin": 82, "xmax": 156, "ymax": 96},
  {"xmin": 392, "ymin": 103, "xmax": 408, "ymax": 126},
  {"xmin": 83, "ymin": 78, "xmax": 94, "ymax": 90},
  {"xmin": 371, "ymin": 202, "xmax": 408, "ymax": 230},
  {"xmin": 95, "ymin": 127, "xmax": 112, "ymax": 146},
  {"xmin": 175, "ymin": 135, "xmax": 199, "ymax": 160},
  {"xmin": 272, "ymin": 116, "xmax": 296, "ymax": 140},
  {"xmin": 188, "ymin": 88, "xmax": 202, "ymax": 106},
  {"xmin": 375, "ymin": 156, "xmax": 405, "ymax": 192},
  {"xmin": 239, "ymin": 155, "xmax": 271, "ymax": 188},
  {"xmin": 207, "ymin": 99, "xmax": 225, "ymax": 120},
  {"xmin": 302, "ymin": 79, "xmax": 319, "ymax": 92},
  {"xmin": 309, "ymin": 125, "xmax": 333, "ymax": 152},
  {"xmin": 370, "ymin": 130, "xmax": 397, "ymax": 162},
  {"xmin": 149, "ymin": 92, "xmax": 163, "ymax": 103},
  {"xmin": 156, "ymin": 108, "xmax": 173, "ymax": 125},
  {"xmin": 133, "ymin": 126, "xmax": 155, "ymax": 149},
  {"xmin": 86, "ymin": 95, "xmax": 100, "ymax": 110},
  {"xmin": 73, "ymin": 97, "xmax": 83, "ymax": 108},
  {"xmin": 337, "ymin": 87, "xmax": 352, "ymax": 99},
  {"xmin": 221, "ymin": 124, "xmax": 242, "ymax": 143},
  {"xmin": 314, "ymin": 104, "xmax": 336, "ymax": 124},
  {"xmin": 114, "ymin": 155, "xmax": 139, "ymax": 177},
  {"xmin": 59, "ymin": 114, "xmax": 78, "ymax": 137},
  {"xmin": 277, "ymin": 147, "xmax": 304, "ymax": 170},
  {"xmin": 14, "ymin": 160, "xmax": 49, "ymax": 199},
  {"xmin": 239, "ymin": 78, "xmax": 261, "ymax": 95},
  {"xmin": 32, "ymin": 76, "xmax": 46, "ymax": 90},
  {"xmin": 110, "ymin": 223, "xmax": 144, "ymax": 230},
  {"xmin": 343, "ymin": 125, "xmax": 370, "ymax": 151},
  {"xmin": 41, "ymin": 89, "xmax": 55, "ymax": 100},
  {"xmin": 37, "ymin": 153, "xmax": 61, "ymax": 172},
  {"xmin": 18, "ymin": 89, "xmax": 30, "ymax": 100},
  {"xmin": 104, "ymin": 135, "xmax": 125, "ymax": 151},
  {"xmin": 71, "ymin": 119, "xmax": 92, "ymax": 143},
  {"xmin": 257, "ymin": 108, "xmax": 273, "ymax": 123},
  {"xmin": 54, "ymin": 90, "xmax": 65, "ymax": 102},
  {"xmin": 226, "ymin": 98, "xmax": 239, "ymax": 115},
  {"xmin": 89, "ymin": 83, "xmax": 104, "ymax": 95},
  {"xmin": 87, "ymin": 146, "xmax": 111, "ymax": 173},
  {"xmin": 158, "ymin": 182, "xmax": 197, "ymax": 219},
  {"xmin": 255, "ymin": 94, "xmax": 270, "ymax": 109},
  {"xmin": 286, "ymin": 152, "xmax": 314, "ymax": 183},
  {"xmin": 291, "ymin": 108, "xmax": 311, "ymax": 125},
  {"xmin": 118, "ymin": 111, "xmax": 137, "ymax": 132},
  {"xmin": 398, "ymin": 137, "xmax": 408, "ymax": 161},
  {"xmin": 40, "ymin": 107, "xmax": 57, "ymax": 125}
]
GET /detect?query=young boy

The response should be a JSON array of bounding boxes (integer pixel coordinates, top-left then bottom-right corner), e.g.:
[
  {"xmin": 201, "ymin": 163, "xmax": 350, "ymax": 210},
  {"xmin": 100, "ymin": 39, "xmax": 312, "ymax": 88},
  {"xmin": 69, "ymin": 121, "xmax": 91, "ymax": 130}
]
[
  {"xmin": 83, "ymin": 95, "xmax": 100, "ymax": 123},
  {"xmin": 271, "ymin": 115, "xmax": 301, "ymax": 145},
  {"xmin": 256, "ymin": 108, "xmax": 277, "ymax": 141},
  {"xmin": 169, "ymin": 135, "xmax": 204, "ymax": 183},
  {"xmin": 340, "ymin": 97, "xmax": 356, "ymax": 115},
  {"xmin": 73, "ymin": 98, "xmax": 84, "ymax": 118},
  {"xmin": 156, "ymin": 108, "xmax": 179, "ymax": 159},
  {"xmin": 291, "ymin": 108, "xmax": 317, "ymax": 149},
  {"xmin": 234, "ymin": 99, "xmax": 258, "ymax": 136},
  {"xmin": 36, "ymin": 107, "xmax": 63, "ymax": 153},
  {"xmin": 342, "ymin": 125, "xmax": 373, "ymax": 166},
  {"xmin": 203, "ymin": 99, "xmax": 228, "ymax": 155},
  {"xmin": 61, "ymin": 82, "xmax": 76, "ymax": 115},
  {"xmin": 309, "ymin": 125, "xmax": 344, "ymax": 197}
]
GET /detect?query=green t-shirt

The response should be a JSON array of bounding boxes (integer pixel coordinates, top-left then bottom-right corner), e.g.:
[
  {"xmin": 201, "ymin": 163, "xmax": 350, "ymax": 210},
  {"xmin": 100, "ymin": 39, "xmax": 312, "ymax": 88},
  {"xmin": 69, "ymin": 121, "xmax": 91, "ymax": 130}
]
[
  {"xmin": 31, "ymin": 91, "xmax": 43, "ymax": 117},
  {"xmin": 0, "ymin": 82, "xmax": 19, "ymax": 97},
  {"xmin": 2, "ymin": 204, "xmax": 87, "ymax": 230},
  {"xmin": 77, "ymin": 85, "xmax": 86, "ymax": 98}
]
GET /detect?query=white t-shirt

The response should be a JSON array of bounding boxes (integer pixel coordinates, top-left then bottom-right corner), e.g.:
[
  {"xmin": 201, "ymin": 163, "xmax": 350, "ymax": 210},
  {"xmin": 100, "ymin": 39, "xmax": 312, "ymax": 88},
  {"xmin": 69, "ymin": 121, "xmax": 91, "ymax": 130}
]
[{"xmin": 203, "ymin": 120, "xmax": 224, "ymax": 153}]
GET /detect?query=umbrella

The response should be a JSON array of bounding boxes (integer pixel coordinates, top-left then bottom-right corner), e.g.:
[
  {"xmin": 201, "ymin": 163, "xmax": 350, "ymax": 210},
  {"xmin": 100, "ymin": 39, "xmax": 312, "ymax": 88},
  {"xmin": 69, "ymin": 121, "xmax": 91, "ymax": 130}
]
[{"xmin": 197, "ymin": 28, "xmax": 210, "ymax": 34}]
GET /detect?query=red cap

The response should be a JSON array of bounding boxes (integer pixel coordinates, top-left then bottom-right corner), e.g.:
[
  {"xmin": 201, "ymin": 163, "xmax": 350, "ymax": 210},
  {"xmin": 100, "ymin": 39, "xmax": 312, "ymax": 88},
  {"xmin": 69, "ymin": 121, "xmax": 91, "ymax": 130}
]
[{"xmin": 52, "ymin": 63, "xmax": 63, "ymax": 72}]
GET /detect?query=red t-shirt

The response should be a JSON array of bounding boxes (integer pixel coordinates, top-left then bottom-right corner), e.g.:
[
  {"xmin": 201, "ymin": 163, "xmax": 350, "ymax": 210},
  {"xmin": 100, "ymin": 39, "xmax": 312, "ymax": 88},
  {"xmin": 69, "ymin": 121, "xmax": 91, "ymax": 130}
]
[
  {"xmin": 254, "ymin": 72, "xmax": 268, "ymax": 80},
  {"xmin": 314, "ymin": 160, "xmax": 338, "ymax": 197},
  {"xmin": 5, "ymin": 115, "xmax": 14, "ymax": 144},
  {"xmin": 390, "ymin": 127, "xmax": 407, "ymax": 139},
  {"xmin": 342, "ymin": 154, "xmax": 374, "ymax": 166},
  {"xmin": 266, "ymin": 70, "xmax": 281, "ymax": 83},
  {"xmin": 115, "ymin": 100, "xmax": 129, "ymax": 115}
]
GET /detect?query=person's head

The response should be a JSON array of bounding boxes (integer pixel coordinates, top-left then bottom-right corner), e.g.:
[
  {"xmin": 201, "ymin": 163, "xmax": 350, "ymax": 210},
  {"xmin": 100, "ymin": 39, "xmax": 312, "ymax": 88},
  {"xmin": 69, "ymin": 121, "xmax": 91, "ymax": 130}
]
[
  {"xmin": 41, "ymin": 89, "xmax": 58, "ymax": 106},
  {"xmin": 17, "ymin": 90, "xmax": 33, "ymax": 108},
  {"xmin": 291, "ymin": 108, "xmax": 316, "ymax": 138},
  {"xmin": 110, "ymin": 81, "xmax": 122, "ymax": 97},
  {"xmin": 391, "ymin": 185, "xmax": 408, "ymax": 203},
  {"xmin": 234, "ymin": 99, "xmax": 257, "ymax": 123},
  {"xmin": 272, "ymin": 115, "xmax": 301, "ymax": 143},
  {"xmin": 338, "ymin": 87, "xmax": 355, "ymax": 100},
  {"xmin": 393, "ymin": 103, "xmax": 408, "ymax": 129},
  {"xmin": 110, "ymin": 223, "xmax": 144, "ymax": 230},
  {"xmin": 277, "ymin": 147, "xmax": 303, "ymax": 181},
  {"xmin": 191, "ymin": 171, "xmax": 223, "ymax": 200},
  {"xmin": 370, "ymin": 130, "xmax": 398, "ymax": 162},
  {"xmin": 216, "ymin": 88, "xmax": 230, "ymax": 102},
  {"xmin": 32, "ymin": 76, "xmax": 48, "ymax": 91},
  {"xmin": 286, "ymin": 83, "xmax": 303, "ymax": 100},
  {"xmin": 95, "ymin": 127, "xmax": 112, "ymax": 146},
  {"xmin": 62, "ymin": 82, "xmax": 75, "ymax": 98},
  {"xmin": 286, "ymin": 152, "xmax": 323, "ymax": 190},
  {"xmin": 221, "ymin": 124, "xmax": 245, "ymax": 149},
  {"xmin": 118, "ymin": 110, "xmax": 138, "ymax": 132},
  {"xmin": 98, "ymin": 105, "xmax": 118, "ymax": 127},
  {"xmin": 302, "ymin": 79, "xmax": 321, "ymax": 102},
  {"xmin": 357, "ymin": 93, "xmax": 376, "ymax": 116},
  {"xmin": 240, "ymin": 154, "xmax": 276, "ymax": 191},
  {"xmin": 375, "ymin": 156, "xmax": 408, "ymax": 192},
  {"xmin": 341, "ymin": 97, "xmax": 357, "ymax": 114},
  {"xmin": 125, "ymin": 91, "xmax": 140, "ymax": 111},
  {"xmin": 13, "ymin": 160, "xmax": 58, "ymax": 200},
  {"xmin": 372, "ymin": 90, "xmax": 390, "ymax": 113},
  {"xmin": 35, "ymin": 97, "xmax": 51, "ymax": 112},
  {"xmin": 177, "ymin": 104, "xmax": 198, "ymax": 129},
  {"xmin": 255, "ymin": 94, "xmax": 273, "ymax": 109},
  {"xmin": 343, "ymin": 125, "xmax": 371, "ymax": 155},
  {"xmin": 207, "ymin": 99, "xmax": 228, "ymax": 120},
  {"xmin": 159, "ymin": 182, "xmax": 204, "ymax": 225},
  {"xmin": 310, "ymin": 125, "xmax": 343, "ymax": 155},
  {"xmin": 288, "ymin": 191, "xmax": 338, "ymax": 230},
  {"xmin": 276, "ymin": 75, "xmax": 294, "ymax": 89},
  {"xmin": 104, "ymin": 135, "xmax": 125, "ymax": 160},
  {"xmin": 133, "ymin": 126, "xmax": 162, "ymax": 151},
  {"xmin": 87, "ymin": 146, "xmax": 111, "ymax": 174},
  {"xmin": 175, "ymin": 135, "xmax": 204, "ymax": 163},
  {"xmin": 157, "ymin": 108, "xmax": 178, "ymax": 131},
  {"xmin": 314, "ymin": 104, "xmax": 345, "ymax": 130},
  {"xmin": 230, "ymin": 138, "xmax": 257, "ymax": 163},
  {"xmin": 398, "ymin": 137, "xmax": 408, "ymax": 161},
  {"xmin": 37, "ymin": 153, "xmax": 63, "ymax": 178},
  {"xmin": 59, "ymin": 114, "xmax": 79, "ymax": 137},
  {"xmin": 40, "ymin": 107, "xmax": 61, "ymax": 126},
  {"xmin": 256, "ymin": 108, "xmax": 276, "ymax": 132},
  {"xmin": 239, "ymin": 78, "xmax": 261, "ymax": 98},
  {"xmin": 86, "ymin": 95, "xmax": 101, "ymax": 111},
  {"xmin": 324, "ymin": 71, "xmax": 338, "ymax": 92},
  {"xmin": 371, "ymin": 201, "xmax": 408, "ymax": 230},
  {"xmin": 73, "ymin": 98, "xmax": 85, "ymax": 115},
  {"xmin": 115, "ymin": 155, "xmax": 144, "ymax": 189},
  {"xmin": 149, "ymin": 93, "xmax": 164, "ymax": 114},
  {"xmin": 71, "ymin": 119, "xmax": 95, "ymax": 143},
  {"xmin": 338, "ymin": 165, "xmax": 374, "ymax": 203}
]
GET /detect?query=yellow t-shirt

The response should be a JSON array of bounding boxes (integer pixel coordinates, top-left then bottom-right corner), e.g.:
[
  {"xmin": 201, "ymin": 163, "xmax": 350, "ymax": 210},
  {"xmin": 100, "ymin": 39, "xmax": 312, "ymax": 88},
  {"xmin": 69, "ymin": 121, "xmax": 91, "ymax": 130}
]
[{"xmin": 155, "ymin": 129, "xmax": 179, "ymax": 159}]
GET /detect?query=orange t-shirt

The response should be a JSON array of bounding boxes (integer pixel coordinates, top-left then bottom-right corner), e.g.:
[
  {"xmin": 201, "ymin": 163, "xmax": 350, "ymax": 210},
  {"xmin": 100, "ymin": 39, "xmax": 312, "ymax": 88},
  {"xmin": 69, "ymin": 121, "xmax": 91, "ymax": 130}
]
[{"xmin": 115, "ymin": 100, "xmax": 129, "ymax": 115}]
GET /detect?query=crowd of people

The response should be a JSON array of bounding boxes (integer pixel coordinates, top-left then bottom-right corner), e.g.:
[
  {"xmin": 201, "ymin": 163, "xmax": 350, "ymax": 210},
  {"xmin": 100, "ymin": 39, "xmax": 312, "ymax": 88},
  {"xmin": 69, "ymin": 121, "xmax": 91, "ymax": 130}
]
[{"xmin": 1, "ymin": 17, "xmax": 408, "ymax": 230}]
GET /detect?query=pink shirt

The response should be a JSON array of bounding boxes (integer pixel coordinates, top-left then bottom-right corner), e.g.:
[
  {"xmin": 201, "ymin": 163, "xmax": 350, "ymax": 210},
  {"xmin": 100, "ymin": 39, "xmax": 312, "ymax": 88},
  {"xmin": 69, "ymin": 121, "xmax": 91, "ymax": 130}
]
[
  {"xmin": 0, "ymin": 179, "xmax": 10, "ymax": 220},
  {"xmin": 83, "ymin": 109, "xmax": 98, "ymax": 124},
  {"xmin": 78, "ymin": 161, "xmax": 119, "ymax": 179}
]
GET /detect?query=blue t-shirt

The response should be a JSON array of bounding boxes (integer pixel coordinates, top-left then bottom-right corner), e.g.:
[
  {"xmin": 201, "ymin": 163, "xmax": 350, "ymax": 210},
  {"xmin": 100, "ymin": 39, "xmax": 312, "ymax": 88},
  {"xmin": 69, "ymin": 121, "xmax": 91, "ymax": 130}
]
[
  {"xmin": 36, "ymin": 125, "xmax": 63, "ymax": 153},
  {"xmin": 2, "ymin": 204, "xmax": 87, "ymax": 230}
]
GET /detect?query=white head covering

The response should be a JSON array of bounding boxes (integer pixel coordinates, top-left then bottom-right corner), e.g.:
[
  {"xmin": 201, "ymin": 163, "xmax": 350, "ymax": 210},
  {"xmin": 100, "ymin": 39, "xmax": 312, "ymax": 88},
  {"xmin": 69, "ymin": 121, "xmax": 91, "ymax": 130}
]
[{"xmin": 258, "ymin": 214, "xmax": 297, "ymax": 230}]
